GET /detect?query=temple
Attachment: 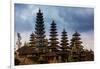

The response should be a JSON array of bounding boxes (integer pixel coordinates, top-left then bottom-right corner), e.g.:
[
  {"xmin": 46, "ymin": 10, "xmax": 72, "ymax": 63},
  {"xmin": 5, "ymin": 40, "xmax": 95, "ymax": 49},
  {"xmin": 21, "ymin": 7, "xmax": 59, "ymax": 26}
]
[{"xmin": 15, "ymin": 9, "xmax": 94, "ymax": 65}]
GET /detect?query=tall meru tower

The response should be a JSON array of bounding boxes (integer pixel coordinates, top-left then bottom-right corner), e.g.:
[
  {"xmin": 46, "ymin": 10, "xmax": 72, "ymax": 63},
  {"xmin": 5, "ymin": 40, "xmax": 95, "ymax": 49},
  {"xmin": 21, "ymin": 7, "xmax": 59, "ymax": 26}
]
[{"xmin": 35, "ymin": 9, "xmax": 46, "ymax": 53}]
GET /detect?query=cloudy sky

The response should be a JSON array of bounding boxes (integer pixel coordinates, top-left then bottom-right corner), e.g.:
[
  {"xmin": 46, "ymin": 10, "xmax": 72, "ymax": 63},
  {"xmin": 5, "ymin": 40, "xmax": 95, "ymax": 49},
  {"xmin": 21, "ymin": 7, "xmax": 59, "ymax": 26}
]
[{"xmin": 14, "ymin": 4, "xmax": 94, "ymax": 50}]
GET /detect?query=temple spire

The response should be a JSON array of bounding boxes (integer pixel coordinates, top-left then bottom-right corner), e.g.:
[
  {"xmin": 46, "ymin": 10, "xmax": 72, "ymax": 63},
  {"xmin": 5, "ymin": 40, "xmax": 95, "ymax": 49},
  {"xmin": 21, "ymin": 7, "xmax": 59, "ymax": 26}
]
[
  {"xmin": 35, "ymin": 9, "xmax": 46, "ymax": 52},
  {"xmin": 49, "ymin": 20, "xmax": 59, "ymax": 52},
  {"xmin": 60, "ymin": 29, "xmax": 69, "ymax": 62}
]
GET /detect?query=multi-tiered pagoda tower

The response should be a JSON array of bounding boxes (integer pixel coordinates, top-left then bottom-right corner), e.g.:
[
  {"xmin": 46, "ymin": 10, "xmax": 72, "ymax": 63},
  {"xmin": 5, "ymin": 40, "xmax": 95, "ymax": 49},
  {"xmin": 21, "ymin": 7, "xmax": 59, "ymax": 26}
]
[
  {"xmin": 35, "ymin": 9, "xmax": 47, "ymax": 63},
  {"xmin": 60, "ymin": 29, "xmax": 70, "ymax": 62},
  {"xmin": 49, "ymin": 20, "xmax": 59, "ymax": 52},
  {"xmin": 29, "ymin": 32, "xmax": 36, "ymax": 48},
  {"xmin": 45, "ymin": 20, "xmax": 59, "ymax": 63},
  {"xmin": 70, "ymin": 32, "xmax": 84, "ymax": 62}
]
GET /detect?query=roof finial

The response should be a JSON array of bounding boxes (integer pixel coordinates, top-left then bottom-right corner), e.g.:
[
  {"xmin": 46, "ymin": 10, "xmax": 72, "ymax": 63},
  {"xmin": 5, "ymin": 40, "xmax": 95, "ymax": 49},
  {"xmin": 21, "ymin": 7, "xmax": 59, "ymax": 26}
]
[
  {"xmin": 39, "ymin": 8, "xmax": 41, "ymax": 13},
  {"xmin": 52, "ymin": 19, "xmax": 55, "ymax": 23},
  {"xmin": 63, "ymin": 28, "xmax": 65, "ymax": 32},
  {"xmin": 73, "ymin": 31, "xmax": 80, "ymax": 36}
]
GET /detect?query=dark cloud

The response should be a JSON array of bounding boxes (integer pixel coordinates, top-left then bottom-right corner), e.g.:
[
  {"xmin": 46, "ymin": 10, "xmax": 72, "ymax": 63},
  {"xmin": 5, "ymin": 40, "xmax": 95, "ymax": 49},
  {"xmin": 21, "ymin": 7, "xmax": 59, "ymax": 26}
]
[
  {"xmin": 15, "ymin": 4, "xmax": 29, "ymax": 11},
  {"xmin": 15, "ymin": 17, "xmax": 34, "ymax": 32},
  {"xmin": 15, "ymin": 4, "xmax": 94, "ymax": 33},
  {"xmin": 58, "ymin": 7, "xmax": 94, "ymax": 32}
]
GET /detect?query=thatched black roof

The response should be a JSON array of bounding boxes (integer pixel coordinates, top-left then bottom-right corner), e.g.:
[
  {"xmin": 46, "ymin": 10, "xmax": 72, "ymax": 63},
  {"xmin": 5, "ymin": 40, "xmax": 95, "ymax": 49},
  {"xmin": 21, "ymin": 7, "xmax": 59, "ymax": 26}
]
[{"xmin": 17, "ymin": 46, "xmax": 38, "ymax": 55}]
